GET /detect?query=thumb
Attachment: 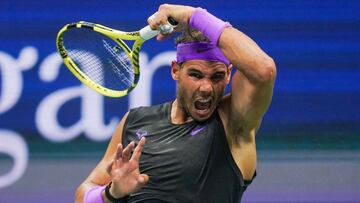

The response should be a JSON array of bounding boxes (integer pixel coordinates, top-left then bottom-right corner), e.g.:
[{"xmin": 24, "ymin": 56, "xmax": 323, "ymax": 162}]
[{"xmin": 137, "ymin": 174, "xmax": 149, "ymax": 186}]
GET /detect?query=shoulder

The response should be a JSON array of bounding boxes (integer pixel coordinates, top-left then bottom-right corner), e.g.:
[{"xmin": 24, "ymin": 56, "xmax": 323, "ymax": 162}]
[
  {"xmin": 127, "ymin": 102, "xmax": 171, "ymax": 124},
  {"xmin": 129, "ymin": 102, "xmax": 169, "ymax": 115}
]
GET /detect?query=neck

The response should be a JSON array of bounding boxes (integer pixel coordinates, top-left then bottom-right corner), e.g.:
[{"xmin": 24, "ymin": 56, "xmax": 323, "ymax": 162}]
[{"xmin": 171, "ymin": 99, "xmax": 193, "ymax": 124}]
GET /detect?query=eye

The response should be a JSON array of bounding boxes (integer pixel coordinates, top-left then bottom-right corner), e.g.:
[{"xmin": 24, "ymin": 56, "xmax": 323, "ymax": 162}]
[
  {"xmin": 211, "ymin": 73, "xmax": 225, "ymax": 81},
  {"xmin": 189, "ymin": 71, "xmax": 203, "ymax": 79}
]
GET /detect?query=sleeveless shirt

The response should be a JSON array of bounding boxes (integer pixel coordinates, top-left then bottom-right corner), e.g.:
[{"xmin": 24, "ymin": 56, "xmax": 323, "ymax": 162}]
[{"xmin": 121, "ymin": 102, "xmax": 255, "ymax": 203}]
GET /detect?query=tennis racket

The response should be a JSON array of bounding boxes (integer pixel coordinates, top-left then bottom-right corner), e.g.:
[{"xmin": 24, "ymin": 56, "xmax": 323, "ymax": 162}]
[{"xmin": 56, "ymin": 15, "xmax": 177, "ymax": 97}]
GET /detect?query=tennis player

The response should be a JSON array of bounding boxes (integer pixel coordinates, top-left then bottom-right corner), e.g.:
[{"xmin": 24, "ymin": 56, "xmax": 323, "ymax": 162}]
[{"xmin": 76, "ymin": 4, "xmax": 276, "ymax": 203}]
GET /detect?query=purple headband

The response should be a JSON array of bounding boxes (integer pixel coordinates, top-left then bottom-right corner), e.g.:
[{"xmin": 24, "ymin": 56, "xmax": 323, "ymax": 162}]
[{"xmin": 176, "ymin": 42, "xmax": 230, "ymax": 65}]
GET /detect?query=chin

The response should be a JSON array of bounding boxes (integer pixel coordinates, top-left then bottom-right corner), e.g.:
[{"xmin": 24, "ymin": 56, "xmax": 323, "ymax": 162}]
[
  {"xmin": 192, "ymin": 108, "xmax": 215, "ymax": 122},
  {"xmin": 192, "ymin": 116, "xmax": 208, "ymax": 122}
]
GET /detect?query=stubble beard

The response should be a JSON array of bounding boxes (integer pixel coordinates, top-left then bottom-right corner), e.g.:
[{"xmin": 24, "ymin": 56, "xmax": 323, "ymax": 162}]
[
  {"xmin": 176, "ymin": 86, "xmax": 192, "ymax": 120},
  {"xmin": 176, "ymin": 85, "xmax": 221, "ymax": 122}
]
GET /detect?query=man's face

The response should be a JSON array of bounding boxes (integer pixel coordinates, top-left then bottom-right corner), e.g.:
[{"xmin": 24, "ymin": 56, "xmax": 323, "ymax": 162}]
[{"xmin": 172, "ymin": 60, "xmax": 232, "ymax": 122}]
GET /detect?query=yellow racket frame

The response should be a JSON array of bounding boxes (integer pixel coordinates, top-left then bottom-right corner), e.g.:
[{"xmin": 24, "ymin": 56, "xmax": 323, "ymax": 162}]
[{"xmin": 56, "ymin": 21, "xmax": 147, "ymax": 97}]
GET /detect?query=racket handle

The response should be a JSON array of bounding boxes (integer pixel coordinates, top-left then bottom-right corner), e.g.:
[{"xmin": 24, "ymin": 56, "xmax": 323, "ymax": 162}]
[
  {"xmin": 140, "ymin": 13, "xmax": 178, "ymax": 40},
  {"xmin": 159, "ymin": 17, "xmax": 178, "ymax": 35},
  {"xmin": 139, "ymin": 25, "xmax": 159, "ymax": 40}
]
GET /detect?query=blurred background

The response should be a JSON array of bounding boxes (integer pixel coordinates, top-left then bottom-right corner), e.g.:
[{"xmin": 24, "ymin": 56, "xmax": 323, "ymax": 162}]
[{"xmin": 0, "ymin": 0, "xmax": 359, "ymax": 202}]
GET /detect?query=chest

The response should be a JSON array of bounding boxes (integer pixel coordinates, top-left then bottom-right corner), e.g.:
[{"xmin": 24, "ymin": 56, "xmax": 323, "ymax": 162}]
[
  {"xmin": 123, "ymin": 110, "xmax": 245, "ymax": 202},
  {"xmin": 130, "ymin": 122, "xmax": 213, "ymax": 174}
]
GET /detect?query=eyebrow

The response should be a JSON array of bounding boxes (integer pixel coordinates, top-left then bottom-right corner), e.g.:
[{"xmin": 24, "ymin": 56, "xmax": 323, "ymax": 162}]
[
  {"xmin": 187, "ymin": 68, "xmax": 227, "ymax": 77},
  {"xmin": 186, "ymin": 63, "xmax": 226, "ymax": 70},
  {"xmin": 187, "ymin": 68, "xmax": 202, "ymax": 72},
  {"xmin": 210, "ymin": 68, "xmax": 227, "ymax": 75}
]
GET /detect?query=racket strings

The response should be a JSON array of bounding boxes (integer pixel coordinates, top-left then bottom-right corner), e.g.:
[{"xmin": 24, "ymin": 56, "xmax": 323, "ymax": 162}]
[
  {"xmin": 63, "ymin": 29, "xmax": 135, "ymax": 91},
  {"xmin": 102, "ymin": 40, "xmax": 133, "ymax": 85},
  {"xmin": 107, "ymin": 58, "xmax": 132, "ymax": 86},
  {"xmin": 68, "ymin": 50, "xmax": 105, "ymax": 85}
]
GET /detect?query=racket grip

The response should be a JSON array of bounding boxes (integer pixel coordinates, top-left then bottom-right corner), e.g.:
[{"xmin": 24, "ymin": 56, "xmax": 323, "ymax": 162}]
[
  {"xmin": 159, "ymin": 17, "xmax": 178, "ymax": 34},
  {"xmin": 139, "ymin": 25, "xmax": 159, "ymax": 40},
  {"xmin": 142, "ymin": 12, "xmax": 178, "ymax": 39}
]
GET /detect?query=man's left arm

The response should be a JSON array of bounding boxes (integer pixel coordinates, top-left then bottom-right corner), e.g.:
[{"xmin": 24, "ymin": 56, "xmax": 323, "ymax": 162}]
[
  {"xmin": 149, "ymin": 4, "xmax": 276, "ymax": 135},
  {"xmin": 219, "ymin": 27, "xmax": 276, "ymax": 137}
]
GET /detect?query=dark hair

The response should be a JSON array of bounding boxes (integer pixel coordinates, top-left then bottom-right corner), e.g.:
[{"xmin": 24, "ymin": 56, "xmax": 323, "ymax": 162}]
[{"xmin": 175, "ymin": 28, "xmax": 210, "ymax": 45}]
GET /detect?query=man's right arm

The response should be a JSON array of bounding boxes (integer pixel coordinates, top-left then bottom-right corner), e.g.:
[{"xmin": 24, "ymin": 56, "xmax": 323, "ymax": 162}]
[{"xmin": 75, "ymin": 112, "xmax": 129, "ymax": 203}]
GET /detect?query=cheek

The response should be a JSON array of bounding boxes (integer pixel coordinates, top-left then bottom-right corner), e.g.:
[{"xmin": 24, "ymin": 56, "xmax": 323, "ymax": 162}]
[
  {"xmin": 214, "ymin": 83, "xmax": 227, "ymax": 96},
  {"xmin": 178, "ymin": 81, "xmax": 191, "ymax": 100},
  {"xmin": 179, "ymin": 77, "xmax": 197, "ymax": 93}
]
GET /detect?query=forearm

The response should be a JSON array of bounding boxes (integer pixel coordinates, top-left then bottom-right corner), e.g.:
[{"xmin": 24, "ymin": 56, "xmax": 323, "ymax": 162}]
[
  {"xmin": 75, "ymin": 181, "xmax": 106, "ymax": 203},
  {"xmin": 219, "ymin": 27, "xmax": 276, "ymax": 84},
  {"xmin": 75, "ymin": 182, "xmax": 100, "ymax": 203},
  {"xmin": 185, "ymin": 7, "xmax": 275, "ymax": 84},
  {"xmin": 75, "ymin": 163, "xmax": 112, "ymax": 203}
]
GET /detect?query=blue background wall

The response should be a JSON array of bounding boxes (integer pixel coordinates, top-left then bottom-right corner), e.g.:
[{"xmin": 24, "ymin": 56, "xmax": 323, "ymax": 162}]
[{"xmin": 0, "ymin": 0, "xmax": 359, "ymax": 202}]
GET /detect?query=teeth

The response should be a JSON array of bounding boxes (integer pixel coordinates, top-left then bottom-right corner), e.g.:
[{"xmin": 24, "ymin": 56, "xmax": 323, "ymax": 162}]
[
  {"xmin": 195, "ymin": 98, "xmax": 211, "ymax": 111},
  {"xmin": 198, "ymin": 98, "xmax": 211, "ymax": 103}
]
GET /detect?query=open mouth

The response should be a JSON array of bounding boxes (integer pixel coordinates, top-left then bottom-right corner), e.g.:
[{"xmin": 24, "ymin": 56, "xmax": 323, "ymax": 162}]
[{"xmin": 194, "ymin": 98, "xmax": 212, "ymax": 111}]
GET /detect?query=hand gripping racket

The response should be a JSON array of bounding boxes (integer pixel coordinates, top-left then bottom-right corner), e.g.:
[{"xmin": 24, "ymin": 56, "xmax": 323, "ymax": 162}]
[{"xmin": 56, "ymin": 15, "xmax": 177, "ymax": 97}]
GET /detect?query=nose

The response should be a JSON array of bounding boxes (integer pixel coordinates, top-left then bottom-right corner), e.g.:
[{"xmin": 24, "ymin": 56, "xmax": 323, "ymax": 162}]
[{"xmin": 199, "ymin": 78, "xmax": 213, "ymax": 93}]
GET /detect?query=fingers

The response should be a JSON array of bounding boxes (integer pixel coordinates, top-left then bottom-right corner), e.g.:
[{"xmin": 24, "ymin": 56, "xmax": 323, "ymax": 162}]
[
  {"xmin": 113, "ymin": 143, "xmax": 123, "ymax": 167},
  {"xmin": 116, "ymin": 143, "xmax": 123, "ymax": 159},
  {"xmin": 148, "ymin": 12, "xmax": 169, "ymax": 30},
  {"xmin": 148, "ymin": 4, "xmax": 195, "ymax": 37},
  {"xmin": 122, "ymin": 141, "xmax": 135, "ymax": 163},
  {"xmin": 108, "ymin": 140, "xmax": 148, "ymax": 195},
  {"xmin": 156, "ymin": 4, "xmax": 195, "ymax": 25},
  {"xmin": 112, "ymin": 138, "xmax": 145, "ymax": 170},
  {"xmin": 131, "ymin": 137, "xmax": 146, "ymax": 162},
  {"xmin": 113, "ymin": 142, "xmax": 132, "ymax": 167}
]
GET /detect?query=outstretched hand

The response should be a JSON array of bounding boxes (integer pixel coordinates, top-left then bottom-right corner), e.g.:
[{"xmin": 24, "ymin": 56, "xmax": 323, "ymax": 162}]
[{"xmin": 106, "ymin": 137, "xmax": 148, "ymax": 198}]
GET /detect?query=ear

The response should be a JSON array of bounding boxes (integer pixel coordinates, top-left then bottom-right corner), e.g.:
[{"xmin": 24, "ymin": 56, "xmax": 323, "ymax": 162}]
[
  {"xmin": 226, "ymin": 64, "xmax": 233, "ymax": 84},
  {"xmin": 171, "ymin": 61, "xmax": 180, "ymax": 81}
]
